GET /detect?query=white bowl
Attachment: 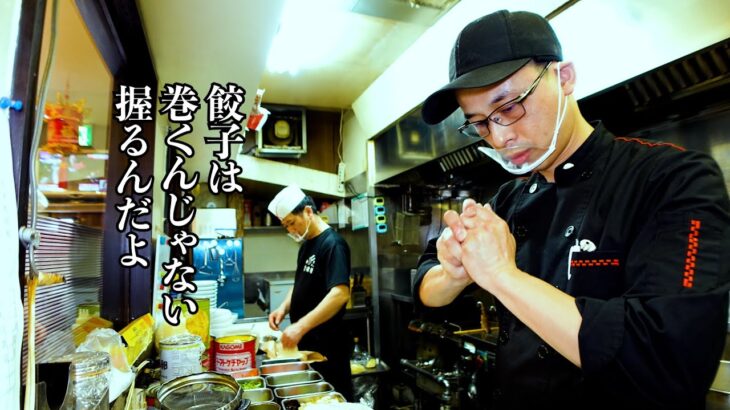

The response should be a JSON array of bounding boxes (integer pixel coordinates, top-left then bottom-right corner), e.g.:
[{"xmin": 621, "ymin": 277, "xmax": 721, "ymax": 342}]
[{"xmin": 193, "ymin": 280, "xmax": 218, "ymax": 287}]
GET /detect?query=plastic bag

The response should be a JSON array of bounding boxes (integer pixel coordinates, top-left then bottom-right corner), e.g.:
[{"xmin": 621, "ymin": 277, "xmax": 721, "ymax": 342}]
[
  {"xmin": 76, "ymin": 328, "xmax": 136, "ymax": 403},
  {"xmin": 77, "ymin": 328, "xmax": 130, "ymax": 373}
]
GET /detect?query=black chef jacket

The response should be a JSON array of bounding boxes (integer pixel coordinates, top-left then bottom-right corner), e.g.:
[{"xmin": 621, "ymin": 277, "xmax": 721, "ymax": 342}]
[{"xmin": 414, "ymin": 123, "xmax": 730, "ymax": 409}]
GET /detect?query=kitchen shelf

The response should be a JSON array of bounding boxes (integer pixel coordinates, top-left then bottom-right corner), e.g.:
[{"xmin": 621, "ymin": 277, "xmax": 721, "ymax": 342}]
[
  {"xmin": 351, "ymin": 359, "xmax": 390, "ymax": 378},
  {"xmin": 43, "ymin": 202, "xmax": 105, "ymax": 213},
  {"xmin": 344, "ymin": 306, "xmax": 370, "ymax": 321},
  {"xmin": 42, "ymin": 191, "xmax": 106, "ymax": 200},
  {"xmin": 244, "ymin": 226, "xmax": 282, "ymax": 232}
]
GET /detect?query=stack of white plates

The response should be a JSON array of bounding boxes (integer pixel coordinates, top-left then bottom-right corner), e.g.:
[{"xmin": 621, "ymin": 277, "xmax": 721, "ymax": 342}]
[
  {"xmin": 210, "ymin": 308, "xmax": 238, "ymax": 336},
  {"xmin": 192, "ymin": 280, "xmax": 218, "ymax": 307}
]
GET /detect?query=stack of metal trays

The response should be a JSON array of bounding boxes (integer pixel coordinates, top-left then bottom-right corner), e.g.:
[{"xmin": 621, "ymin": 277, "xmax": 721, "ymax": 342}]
[
  {"xmin": 259, "ymin": 362, "xmax": 310, "ymax": 376},
  {"xmin": 274, "ymin": 382, "xmax": 335, "ymax": 402},
  {"xmin": 264, "ymin": 370, "xmax": 322, "ymax": 389},
  {"xmin": 237, "ymin": 374, "xmax": 274, "ymax": 407},
  {"xmin": 258, "ymin": 360, "xmax": 341, "ymax": 409}
]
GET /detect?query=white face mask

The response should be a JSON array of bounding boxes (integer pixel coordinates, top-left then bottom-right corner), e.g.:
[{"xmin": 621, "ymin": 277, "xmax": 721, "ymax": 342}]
[
  {"xmin": 478, "ymin": 62, "xmax": 568, "ymax": 175},
  {"xmin": 287, "ymin": 216, "xmax": 311, "ymax": 243}
]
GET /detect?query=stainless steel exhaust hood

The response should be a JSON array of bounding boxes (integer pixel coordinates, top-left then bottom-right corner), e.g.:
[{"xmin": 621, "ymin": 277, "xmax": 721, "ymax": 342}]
[{"xmin": 580, "ymin": 39, "xmax": 730, "ymax": 136}]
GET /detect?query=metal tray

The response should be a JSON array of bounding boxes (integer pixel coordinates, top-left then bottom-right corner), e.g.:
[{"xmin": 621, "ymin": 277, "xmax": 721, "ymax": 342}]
[
  {"xmin": 248, "ymin": 402, "xmax": 281, "ymax": 410},
  {"xmin": 236, "ymin": 375, "xmax": 265, "ymax": 390},
  {"xmin": 273, "ymin": 382, "xmax": 334, "ymax": 399},
  {"xmin": 259, "ymin": 362, "xmax": 310, "ymax": 375},
  {"xmin": 242, "ymin": 387, "xmax": 274, "ymax": 404},
  {"xmin": 264, "ymin": 370, "xmax": 322, "ymax": 388},
  {"xmin": 280, "ymin": 392, "xmax": 345, "ymax": 409},
  {"xmin": 260, "ymin": 357, "xmax": 301, "ymax": 366}
]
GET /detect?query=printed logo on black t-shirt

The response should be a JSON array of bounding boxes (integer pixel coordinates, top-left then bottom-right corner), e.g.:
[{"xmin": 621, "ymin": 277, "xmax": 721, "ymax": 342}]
[{"xmin": 304, "ymin": 254, "xmax": 316, "ymax": 274}]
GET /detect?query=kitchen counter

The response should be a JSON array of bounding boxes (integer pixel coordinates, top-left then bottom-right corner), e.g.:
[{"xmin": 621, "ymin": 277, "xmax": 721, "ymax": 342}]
[
  {"xmin": 460, "ymin": 330, "xmax": 498, "ymax": 353},
  {"xmin": 257, "ymin": 271, "xmax": 295, "ymax": 283}
]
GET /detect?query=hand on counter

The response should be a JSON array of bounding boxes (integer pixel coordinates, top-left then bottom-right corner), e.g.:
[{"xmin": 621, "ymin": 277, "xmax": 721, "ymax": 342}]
[{"xmin": 281, "ymin": 321, "xmax": 306, "ymax": 348}]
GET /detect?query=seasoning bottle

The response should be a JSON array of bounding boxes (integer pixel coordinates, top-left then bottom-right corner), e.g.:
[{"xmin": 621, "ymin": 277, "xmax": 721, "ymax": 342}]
[{"xmin": 352, "ymin": 337, "xmax": 367, "ymax": 364}]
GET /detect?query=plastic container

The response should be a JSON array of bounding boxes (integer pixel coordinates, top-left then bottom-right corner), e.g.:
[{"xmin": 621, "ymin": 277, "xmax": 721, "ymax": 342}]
[{"xmin": 56, "ymin": 351, "xmax": 111, "ymax": 410}]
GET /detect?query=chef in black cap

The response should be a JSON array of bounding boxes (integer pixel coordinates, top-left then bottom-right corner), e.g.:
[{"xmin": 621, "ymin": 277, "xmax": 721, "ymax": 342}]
[{"xmin": 414, "ymin": 9, "xmax": 730, "ymax": 409}]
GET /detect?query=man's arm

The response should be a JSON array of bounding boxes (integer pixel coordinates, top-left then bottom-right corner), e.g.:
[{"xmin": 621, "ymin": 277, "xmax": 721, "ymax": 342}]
[
  {"xmin": 417, "ymin": 210, "xmax": 474, "ymax": 307},
  {"xmin": 419, "ymin": 264, "xmax": 472, "ymax": 307},
  {"xmin": 460, "ymin": 203, "xmax": 583, "ymax": 366},
  {"xmin": 280, "ymin": 284, "xmax": 350, "ymax": 348},
  {"xmin": 268, "ymin": 287, "xmax": 293, "ymax": 331}
]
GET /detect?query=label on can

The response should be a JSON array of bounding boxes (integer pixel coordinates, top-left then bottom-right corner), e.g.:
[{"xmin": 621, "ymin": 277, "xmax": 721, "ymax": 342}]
[
  {"xmin": 212, "ymin": 334, "xmax": 257, "ymax": 376},
  {"xmin": 159, "ymin": 334, "xmax": 204, "ymax": 383}
]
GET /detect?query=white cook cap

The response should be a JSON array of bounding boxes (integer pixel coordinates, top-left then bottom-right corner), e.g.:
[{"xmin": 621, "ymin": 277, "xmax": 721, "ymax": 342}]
[{"xmin": 268, "ymin": 185, "xmax": 306, "ymax": 220}]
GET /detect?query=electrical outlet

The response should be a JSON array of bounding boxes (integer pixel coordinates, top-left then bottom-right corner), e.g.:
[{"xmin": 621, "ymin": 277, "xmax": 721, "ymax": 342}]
[{"xmin": 337, "ymin": 162, "xmax": 346, "ymax": 192}]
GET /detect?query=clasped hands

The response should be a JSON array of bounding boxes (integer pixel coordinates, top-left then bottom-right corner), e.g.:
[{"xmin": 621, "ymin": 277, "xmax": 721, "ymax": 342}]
[{"xmin": 436, "ymin": 198, "xmax": 518, "ymax": 291}]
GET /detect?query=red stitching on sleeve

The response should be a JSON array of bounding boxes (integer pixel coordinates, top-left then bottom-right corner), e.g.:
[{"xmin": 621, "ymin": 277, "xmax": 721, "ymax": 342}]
[
  {"xmin": 570, "ymin": 258, "xmax": 620, "ymax": 268},
  {"xmin": 682, "ymin": 219, "xmax": 701, "ymax": 288},
  {"xmin": 615, "ymin": 136, "xmax": 686, "ymax": 151}
]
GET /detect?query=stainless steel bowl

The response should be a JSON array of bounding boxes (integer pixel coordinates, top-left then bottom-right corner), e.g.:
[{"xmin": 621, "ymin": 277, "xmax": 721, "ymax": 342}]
[
  {"xmin": 273, "ymin": 382, "xmax": 334, "ymax": 399},
  {"xmin": 242, "ymin": 388, "xmax": 274, "ymax": 404},
  {"xmin": 157, "ymin": 372, "xmax": 244, "ymax": 410},
  {"xmin": 280, "ymin": 392, "xmax": 345, "ymax": 410},
  {"xmin": 259, "ymin": 362, "xmax": 310, "ymax": 375},
  {"xmin": 264, "ymin": 371, "xmax": 322, "ymax": 388}
]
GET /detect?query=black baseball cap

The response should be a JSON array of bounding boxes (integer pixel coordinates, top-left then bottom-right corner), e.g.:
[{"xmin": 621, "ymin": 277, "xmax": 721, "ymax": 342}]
[{"xmin": 422, "ymin": 10, "xmax": 562, "ymax": 125}]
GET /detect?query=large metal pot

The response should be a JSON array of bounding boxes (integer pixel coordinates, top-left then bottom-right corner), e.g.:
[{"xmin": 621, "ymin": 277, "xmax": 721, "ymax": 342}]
[{"xmin": 157, "ymin": 371, "xmax": 250, "ymax": 410}]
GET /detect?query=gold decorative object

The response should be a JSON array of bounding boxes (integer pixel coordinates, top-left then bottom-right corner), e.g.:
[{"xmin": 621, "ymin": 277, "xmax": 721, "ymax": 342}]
[{"xmin": 43, "ymin": 86, "xmax": 87, "ymax": 154}]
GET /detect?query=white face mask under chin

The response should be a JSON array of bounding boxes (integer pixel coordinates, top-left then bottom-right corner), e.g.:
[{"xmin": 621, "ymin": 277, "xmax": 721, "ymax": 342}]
[
  {"xmin": 478, "ymin": 63, "xmax": 568, "ymax": 175},
  {"xmin": 287, "ymin": 217, "xmax": 311, "ymax": 243}
]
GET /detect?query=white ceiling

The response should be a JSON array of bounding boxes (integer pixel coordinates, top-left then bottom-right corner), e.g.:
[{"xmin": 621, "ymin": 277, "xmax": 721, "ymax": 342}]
[
  {"xmin": 134, "ymin": 0, "xmax": 459, "ymax": 182},
  {"xmin": 138, "ymin": 0, "xmax": 458, "ymax": 111},
  {"xmin": 43, "ymin": 0, "xmax": 730, "ymax": 188}
]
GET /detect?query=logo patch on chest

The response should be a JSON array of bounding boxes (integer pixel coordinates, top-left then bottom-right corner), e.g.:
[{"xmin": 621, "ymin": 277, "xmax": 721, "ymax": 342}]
[
  {"xmin": 304, "ymin": 255, "xmax": 316, "ymax": 274},
  {"xmin": 567, "ymin": 238, "xmax": 597, "ymax": 280}
]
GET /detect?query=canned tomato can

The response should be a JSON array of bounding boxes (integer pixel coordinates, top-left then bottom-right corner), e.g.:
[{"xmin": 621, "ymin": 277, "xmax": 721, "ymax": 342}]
[
  {"xmin": 212, "ymin": 334, "xmax": 257, "ymax": 377},
  {"xmin": 159, "ymin": 334, "xmax": 205, "ymax": 383}
]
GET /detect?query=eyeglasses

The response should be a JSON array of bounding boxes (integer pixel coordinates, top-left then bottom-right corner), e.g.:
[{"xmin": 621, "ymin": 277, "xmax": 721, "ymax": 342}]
[{"xmin": 457, "ymin": 62, "xmax": 552, "ymax": 139}]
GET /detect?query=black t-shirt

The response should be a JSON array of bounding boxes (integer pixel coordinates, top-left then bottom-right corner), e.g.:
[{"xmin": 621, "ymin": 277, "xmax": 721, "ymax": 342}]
[{"xmin": 290, "ymin": 228, "xmax": 351, "ymax": 349}]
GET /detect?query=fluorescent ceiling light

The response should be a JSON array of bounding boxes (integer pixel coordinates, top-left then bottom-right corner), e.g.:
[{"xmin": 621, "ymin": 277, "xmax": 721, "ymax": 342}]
[{"xmin": 266, "ymin": 0, "xmax": 352, "ymax": 75}]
